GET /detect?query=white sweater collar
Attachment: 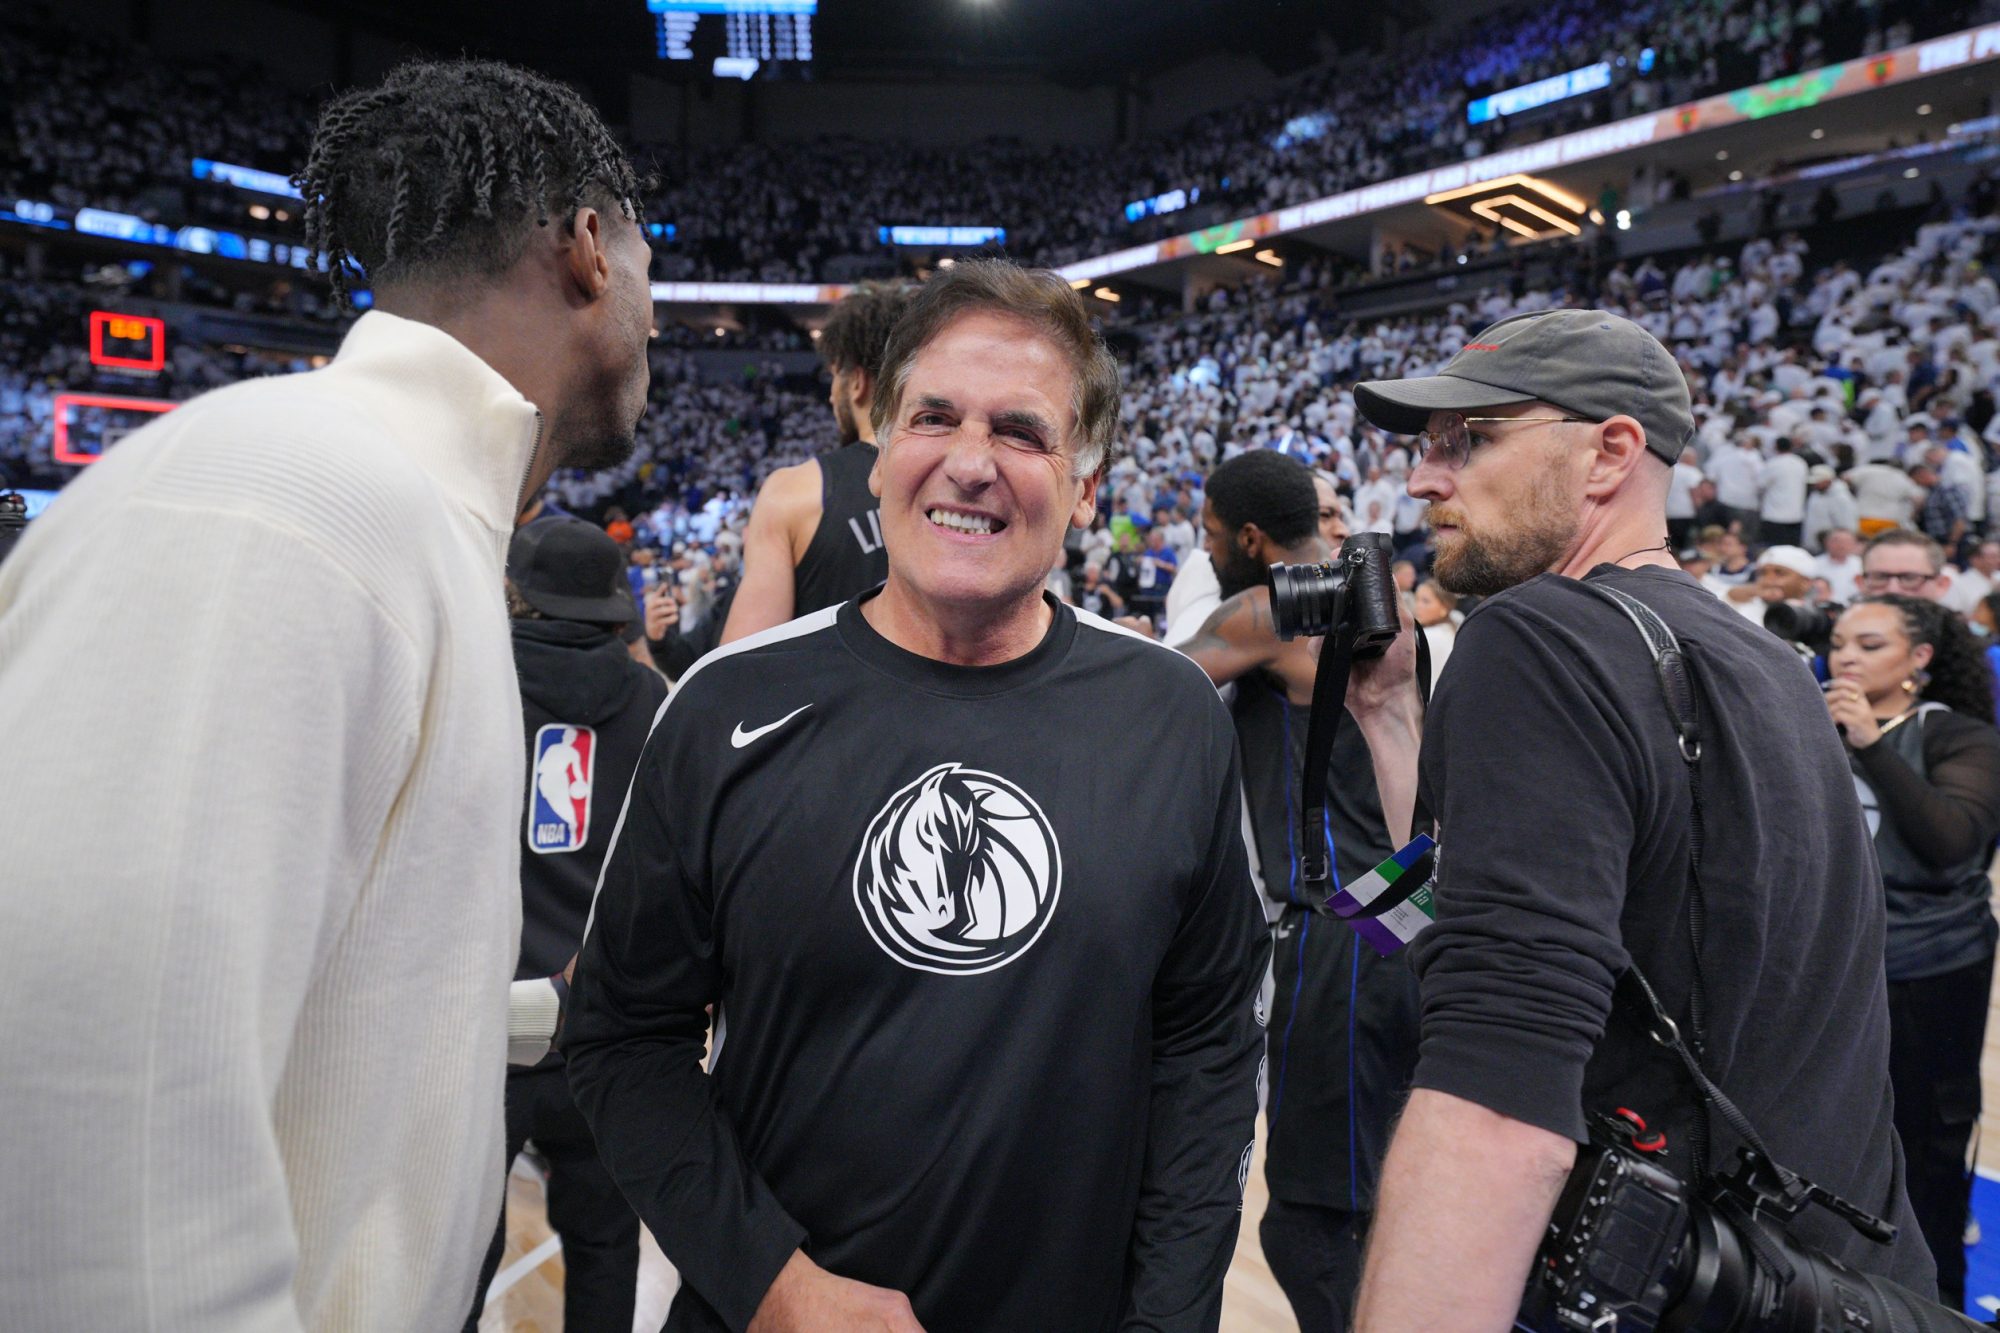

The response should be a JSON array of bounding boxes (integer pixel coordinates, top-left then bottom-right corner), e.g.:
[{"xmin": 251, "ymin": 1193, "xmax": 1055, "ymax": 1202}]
[{"xmin": 328, "ymin": 310, "xmax": 542, "ymax": 534}]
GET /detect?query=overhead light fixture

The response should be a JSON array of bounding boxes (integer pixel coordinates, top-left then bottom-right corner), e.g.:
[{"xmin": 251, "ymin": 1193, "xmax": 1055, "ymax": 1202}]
[
  {"xmin": 1904, "ymin": 167, "xmax": 1921, "ymax": 178},
  {"xmin": 1810, "ymin": 128, "xmax": 1825, "ymax": 139},
  {"xmin": 810, "ymin": 329, "xmax": 821, "ymax": 339},
  {"xmin": 1069, "ymin": 277, "xmax": 1091, "ymax": 289},
  {"xmin": 248, "ymin": 204, "xmax": 270, "ymax": 220},
  {"xmin": 1715, "ymin": 149, "xmax": 1729, "ymax": 161},
  {"xmin": 1588, "ymin": 208, "xmax": 1605, "ymax": 224},
  {"xmin": 937, "ymin": 257, "xmax": 956, "ymax": 268},
  {"xmin": 714, "ymin": 326, "xmax": 726, "ymax": 336},
  {"xmin": 1422, "ymin": 172, "xmax": 1586, "ymax": 213},
  {"xmin": 1470, "ymin": 194, "xmax": 1581, "ymax": 237},
  {"xmin": 1615, "ymin": 209, "xmax": 1632, "ymax": 231},
  {"xmin": 1215, "ymin": 238, "xmax": 1256, "ymax": 254},
  {"xmin": 1254, "ymin": 249, "xmax": 1283, "ymax": 267},
  {"xmin": 1729, "ymin": 169, "xmax": 1744, "ymax": 181},
  {"xmin": 1093, "ymin": 287, "xmax": 1121, "ymax": 302},
  {"xmin": 1917, "ymin": 103, "xmax": 1933, "ymax": 115}
]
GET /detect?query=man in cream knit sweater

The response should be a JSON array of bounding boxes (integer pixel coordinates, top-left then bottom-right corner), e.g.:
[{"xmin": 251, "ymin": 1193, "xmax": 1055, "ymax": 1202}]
[{"xmin": 0, "ymin": 61, "xmax": 654, "ymax": 1332}]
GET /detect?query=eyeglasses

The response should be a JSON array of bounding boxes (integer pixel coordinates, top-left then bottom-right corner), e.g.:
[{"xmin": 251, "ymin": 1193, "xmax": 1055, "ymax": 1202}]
[
  {"xmin": 1858, "ymin": 570, "xmax": 1936, "ymax": 591},
  {"xmin": 1415, "ymin": 413, "xmax": 1596, "ymax": 469}
]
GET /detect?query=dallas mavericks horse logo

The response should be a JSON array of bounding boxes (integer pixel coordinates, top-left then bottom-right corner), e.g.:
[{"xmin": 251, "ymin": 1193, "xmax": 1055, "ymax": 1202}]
[{"xmin": 853, "ymin": 763, "xmax": 1062, "ymax": 975}]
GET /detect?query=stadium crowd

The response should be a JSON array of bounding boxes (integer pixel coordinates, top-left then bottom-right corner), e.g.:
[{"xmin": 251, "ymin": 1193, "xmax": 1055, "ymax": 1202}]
[{"xmin": 0, "ymin": 0, "xmax": 1980, "ymax": 285}]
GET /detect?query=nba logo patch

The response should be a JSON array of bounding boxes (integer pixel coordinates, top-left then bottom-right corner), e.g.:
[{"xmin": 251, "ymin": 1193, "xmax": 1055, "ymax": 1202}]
[{"xmin": 528, "ymin": 724, "xmax": 596, "ymax": 855}]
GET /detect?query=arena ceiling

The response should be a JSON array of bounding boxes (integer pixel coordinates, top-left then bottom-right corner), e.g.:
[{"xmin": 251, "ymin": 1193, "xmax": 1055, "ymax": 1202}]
[{"xmin": 277, "ymin": 0, "xmax": 1457, "ymax": 86}]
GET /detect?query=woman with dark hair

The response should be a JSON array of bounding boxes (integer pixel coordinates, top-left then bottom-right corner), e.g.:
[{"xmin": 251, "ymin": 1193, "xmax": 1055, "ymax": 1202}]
[{"xmin": 1826, "ymin": 595, "xmax": 2000, "ymax": 1304}]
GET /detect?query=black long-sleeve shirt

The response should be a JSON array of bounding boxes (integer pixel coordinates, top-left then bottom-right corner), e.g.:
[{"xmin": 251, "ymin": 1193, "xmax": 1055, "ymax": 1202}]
[
  {"xmin": 1409, "ymin": 566, "xmax": 1934, "ymax": 1294},
  {"xmin": 563, "ymin": 595, "xmax": 1265, "ymax": 1332}
]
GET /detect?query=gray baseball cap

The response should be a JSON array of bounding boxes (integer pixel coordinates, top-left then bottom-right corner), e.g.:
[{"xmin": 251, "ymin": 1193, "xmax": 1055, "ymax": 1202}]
[{"xmin": 1354, "ymin": 308, "xmax": 1693, "ymax": 463}]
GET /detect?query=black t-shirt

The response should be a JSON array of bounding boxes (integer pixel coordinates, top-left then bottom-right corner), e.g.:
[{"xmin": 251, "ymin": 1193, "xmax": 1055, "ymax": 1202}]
[
  {"xmin": 1412, "ymin": 565, "xmax": 1933, "ymax": 1293},
  {"xmin": 793, "ymin": 442, "xmax": 888, "ymax": 615},
  {"xmin": 563, "ymin": 595, "xmax": 1265, "ymax": 1332}
]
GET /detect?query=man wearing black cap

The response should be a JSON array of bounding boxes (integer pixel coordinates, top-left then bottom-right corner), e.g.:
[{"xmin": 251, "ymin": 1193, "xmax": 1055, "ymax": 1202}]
[
  {"xmin": 1336, "ymin": 309, "xmax": 1933, "ymax": 1327},
  {"xmin": 462, "ymin": 516, "xmax": 668, "ymax": 1333}
]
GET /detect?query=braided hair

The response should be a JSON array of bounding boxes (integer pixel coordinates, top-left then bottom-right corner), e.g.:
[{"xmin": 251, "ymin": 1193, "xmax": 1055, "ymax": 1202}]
[
  {"xmin": 1859, "ymin": 594, "xmax": 1997, "ymax": 725},
  {"xmin": 291, "ymin": 60, "xmax": 650, "ymax": 308}
]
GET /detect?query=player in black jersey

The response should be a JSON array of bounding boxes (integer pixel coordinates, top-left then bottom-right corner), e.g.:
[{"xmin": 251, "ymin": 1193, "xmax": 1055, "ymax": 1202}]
[
  {"xmin": 1159, "ymin": 451, "xmax": 1419, "ymax": 1333},
  {"xmin": 721, "ymin": 281, "xmax": 913, "ymax": 644},
  {"xmin": 564, "ymin": 260, "xmax": 1265, "ymax": 1333}
]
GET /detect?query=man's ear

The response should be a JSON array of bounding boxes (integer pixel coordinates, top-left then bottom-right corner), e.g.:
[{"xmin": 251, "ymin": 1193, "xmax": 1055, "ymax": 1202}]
[
  {"xmin": 1585, "ymin": 414, "xmax": 1653, "ymax": 498},
  {"xmin": 1070, "ymin": 471, "xmax": 1100, "ymax": 530},
  {"xmin": 868, "ymin": 442, "xmax": 884, "ymax": 499},
  {"xmin": 1237, "ymin": 521, "xmax": 1268, "ymax": 563},
  {"xmin": 850, "ymin": 367, "xmax": 875, "ymax": 412},
  {"xmin": 559, "ymin": 206, "xmax": 613, "ymax": 303}
]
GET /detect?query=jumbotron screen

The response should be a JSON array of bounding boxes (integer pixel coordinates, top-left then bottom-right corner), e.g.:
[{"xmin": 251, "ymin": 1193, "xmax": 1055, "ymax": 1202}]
[{"xmin": 650, "ymin": 0, "xmax": 815, "ymax": 80}]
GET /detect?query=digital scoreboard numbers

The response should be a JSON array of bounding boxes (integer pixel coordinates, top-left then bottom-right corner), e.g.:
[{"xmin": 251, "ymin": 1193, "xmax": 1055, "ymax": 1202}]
[
  {"xmin": 650, "ymin": 0, "xmax": 815, "ymax": 78},
  {"xmin": 89, "ymin": 310, "xmax": 166, "ymax": 374}
]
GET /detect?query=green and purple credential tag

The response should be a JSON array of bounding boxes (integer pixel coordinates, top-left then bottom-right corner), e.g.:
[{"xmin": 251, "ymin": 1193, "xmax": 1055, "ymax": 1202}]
[{"xmin": 1327, "ymin": 834, "xmax": 1437, "ymax": 955}]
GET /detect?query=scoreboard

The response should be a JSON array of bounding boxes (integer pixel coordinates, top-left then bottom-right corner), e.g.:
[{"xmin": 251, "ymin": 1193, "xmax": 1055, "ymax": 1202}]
[{"xmin": 651, "ymin": 0, "xmax": 815, "ymax": 78}]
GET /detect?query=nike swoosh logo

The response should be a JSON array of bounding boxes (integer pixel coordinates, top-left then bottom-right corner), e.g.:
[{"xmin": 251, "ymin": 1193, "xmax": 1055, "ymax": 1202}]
[{"xmin": 730, "ymin": 704, "xmax": 812, "ymax": 749}]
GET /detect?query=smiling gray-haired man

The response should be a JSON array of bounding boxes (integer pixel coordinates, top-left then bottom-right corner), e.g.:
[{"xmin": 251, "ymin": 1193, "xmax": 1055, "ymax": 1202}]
[{"xmin": 563, "ymin": 259, "xmax": 1265, "ymax": 1333}]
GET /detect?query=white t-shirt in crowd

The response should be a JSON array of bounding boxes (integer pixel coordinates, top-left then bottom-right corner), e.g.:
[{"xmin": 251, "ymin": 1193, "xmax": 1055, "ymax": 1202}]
[
  {"xmin": 1709, "ymin": 444, "xmax": 1765, "ymax": 510},
  {"xmin": 1759, "ymin": 452, "xmax": 1810, "ymax": 524},
  {"xmin": 1944, "ymin": 567, "xmax": 1995, "ymax": 616},
  {"xmin": 1846, "ymin": 464, "xmax": 1925, "ymax": 523},
  {"xmin": 1816, "ymin": 553, "xmax": 1863, "ymax": 603},
  {"xmin": 1668, "ymin": 462, "xmax": 1704, "ymax": 520}
]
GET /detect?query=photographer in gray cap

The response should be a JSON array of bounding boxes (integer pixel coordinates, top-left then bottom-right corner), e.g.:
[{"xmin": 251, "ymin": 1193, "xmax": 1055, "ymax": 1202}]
[{"xmin": 1337, "ymin": 309, "xmax": 1933, "ymax": 1329}]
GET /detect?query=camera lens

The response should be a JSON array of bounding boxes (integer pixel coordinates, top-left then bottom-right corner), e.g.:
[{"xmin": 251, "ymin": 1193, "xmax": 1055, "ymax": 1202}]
[{"xmin": 1269, "ymin": 562, "xmax": 1343, "ymax": 641}]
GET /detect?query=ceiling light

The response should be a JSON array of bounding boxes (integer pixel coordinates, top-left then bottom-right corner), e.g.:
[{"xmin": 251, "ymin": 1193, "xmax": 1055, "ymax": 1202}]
[
  {"xmin": 1729, "ymin": 170, "xmax": 1744, "ymax": 181},
  {"xmin": 937, "ymin": 257, "xmax": 956, "ymax": 268},
  {"xmin": 248, "ymin": 204, "xmax": 270, "ymax": 220},
  {"xmin": 1809, "ymin": 128, "xmax": 1825, "ymax": 140},
  {"xmin": 1069, "ymin": 277, "xmax": 1091, "ymax": 289},
  {"xmin": 1093, "ymin": 287, "xmax": 1121, "ymax": 302},
  {"xmin": 1904, "ymin": 167, "xmax": 1920, "ymax": 178},
  {"xmin": 1215, "ymin": 238, "xmax": 1256, "ymax": 254},
  {"xmin": 714, "ymin": 326, "xmax": 726, "ymax": 336},
  {"xmin": 1254, "ymin": 249, "xmax": 1283, "ymax": 267},
  {"xmin": 1917, "ymin": 103, "xmax": 1933, "ymax": 115},
  {"xmin": 1422, "ymin": 173, "xmax": 1586, "ymax": 212},
  {"xmin": 1715, "ymin": 150, "xmax": 1729, "ymax": 161}
]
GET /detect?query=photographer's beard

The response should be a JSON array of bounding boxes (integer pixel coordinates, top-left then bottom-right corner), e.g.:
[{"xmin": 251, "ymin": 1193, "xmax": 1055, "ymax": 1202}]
[{"xmin": 1429, "ymin": 468, "xmax": 1580, "ymax": 598}]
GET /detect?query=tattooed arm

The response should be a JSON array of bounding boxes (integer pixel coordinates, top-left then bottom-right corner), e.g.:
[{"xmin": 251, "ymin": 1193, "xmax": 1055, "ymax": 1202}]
[{"xmin": 1175, "ymin": 589, "xmax": 1286, "ymax": 688}]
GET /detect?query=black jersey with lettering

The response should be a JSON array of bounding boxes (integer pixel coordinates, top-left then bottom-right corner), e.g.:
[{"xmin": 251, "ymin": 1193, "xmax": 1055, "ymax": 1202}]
[
  {"xmin": 1228, "ymin": 674, "xmax": 1418, "ymax": 1212},
  {"xmin": 792, "ymin": 442, "xmax": 888, "ymax": 615},
  {"xmin": 563, "ymin": 595, "xmax": 1265, "ymax": 1333}
]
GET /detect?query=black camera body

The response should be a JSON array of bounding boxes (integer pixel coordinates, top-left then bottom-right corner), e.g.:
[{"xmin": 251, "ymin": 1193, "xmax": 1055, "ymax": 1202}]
[
  {"xmin": 1269, "ymin": 530, "xmax": 1401, "ymax": 654},
  {"xmin": 1762, "ymin": 600, "xmax": 1842, "ymax": 657},
  {"xmin": 1522, "ymin": 1114, "xmax": 1979, "ymax": 1333}
]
